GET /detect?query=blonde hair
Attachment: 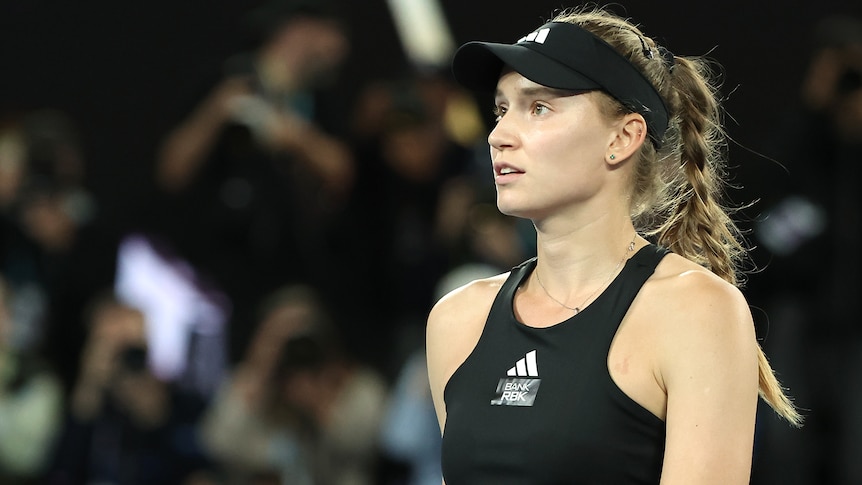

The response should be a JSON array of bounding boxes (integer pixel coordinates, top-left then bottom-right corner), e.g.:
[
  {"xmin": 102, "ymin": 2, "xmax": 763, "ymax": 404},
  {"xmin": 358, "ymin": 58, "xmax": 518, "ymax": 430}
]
[{"xmin": 552, "ymin": 6, "xmax": 802, "ymax": 426}]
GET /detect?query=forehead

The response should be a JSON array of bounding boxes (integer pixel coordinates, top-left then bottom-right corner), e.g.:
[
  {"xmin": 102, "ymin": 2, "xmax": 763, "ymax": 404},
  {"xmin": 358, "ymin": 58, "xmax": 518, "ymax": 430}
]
[{"xmin": 494, "ymin": 70, "xmax": 583, "ymax": 100}]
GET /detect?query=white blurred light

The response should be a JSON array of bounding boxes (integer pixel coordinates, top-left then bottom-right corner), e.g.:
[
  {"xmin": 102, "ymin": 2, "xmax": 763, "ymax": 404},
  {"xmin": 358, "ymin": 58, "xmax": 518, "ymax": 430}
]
[
  {"xmin": 386, "ymin": 0, "xmax": 456, "ymax": 68},
  {"xmin": 757, "ymin": 195, "xmax": 827, "ymax": 256}
]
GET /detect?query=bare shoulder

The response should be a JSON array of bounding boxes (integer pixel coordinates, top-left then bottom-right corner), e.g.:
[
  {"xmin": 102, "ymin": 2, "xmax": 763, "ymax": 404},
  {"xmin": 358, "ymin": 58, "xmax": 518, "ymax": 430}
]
[
  {"xmin": 646, "ymin": 252, "xmax": 752, "ymax": 323},
  {"xmin": 428, "ymin": 272, "xmax": 508, "ymax": 334},
  {"xmin": 639, "ymin": 252, "xmax": 757, "ymax": 388},
  {"xmin": 426, "ymin": 271, "xmax": 509, "ymax": 431},
  {"xmin": 426, "ymin": 272, "xmax": 508, "ymax": 373}
]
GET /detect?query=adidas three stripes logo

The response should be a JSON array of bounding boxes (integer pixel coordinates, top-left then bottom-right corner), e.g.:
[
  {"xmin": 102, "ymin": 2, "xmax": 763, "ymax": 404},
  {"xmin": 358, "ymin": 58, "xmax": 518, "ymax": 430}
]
[{"xmin": 507, "ymin": 350, "xmax": 539, "ymax": 377}]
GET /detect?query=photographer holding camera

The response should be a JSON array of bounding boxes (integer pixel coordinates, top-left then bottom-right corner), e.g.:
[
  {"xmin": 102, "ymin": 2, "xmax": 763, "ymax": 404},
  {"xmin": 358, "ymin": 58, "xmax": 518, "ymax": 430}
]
[
  {"xmin": 49, "ymin": 293, "xmax": 206, "ymax": 485},
  {"xmin": 68, "ymin": 296, "xmax": 163, "ymax": 427},
  {"xmin": 199, "ymin": 285, "xmax": 387, "ymax": 485}
]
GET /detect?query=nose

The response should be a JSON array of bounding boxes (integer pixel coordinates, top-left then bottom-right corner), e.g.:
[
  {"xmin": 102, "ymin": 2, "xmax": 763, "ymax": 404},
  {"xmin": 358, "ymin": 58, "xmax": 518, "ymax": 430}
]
[{"xmin": 488, "ymin": 116, "xmax": 516, "ymax": 152}]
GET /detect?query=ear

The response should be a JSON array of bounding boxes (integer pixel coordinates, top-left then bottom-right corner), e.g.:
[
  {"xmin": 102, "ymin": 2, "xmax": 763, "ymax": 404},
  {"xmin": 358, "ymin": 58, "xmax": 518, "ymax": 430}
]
[{"xmin": 606, "ymin": 113, "xmax": 647, "ymax": 165}]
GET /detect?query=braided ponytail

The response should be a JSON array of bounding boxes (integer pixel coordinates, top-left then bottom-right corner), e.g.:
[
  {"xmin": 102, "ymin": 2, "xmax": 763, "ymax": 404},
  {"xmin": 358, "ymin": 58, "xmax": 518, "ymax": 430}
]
[
  {"xmin": 655, "ymin": 56, "xmax": 743, "ymax": 285},
  {"xmin": 554, "ymin": 6, "xmax": 802, "ymax": 426},
  {"xmin": 662, "ymin": 56, "xmax": 802, "ymax": 426}
]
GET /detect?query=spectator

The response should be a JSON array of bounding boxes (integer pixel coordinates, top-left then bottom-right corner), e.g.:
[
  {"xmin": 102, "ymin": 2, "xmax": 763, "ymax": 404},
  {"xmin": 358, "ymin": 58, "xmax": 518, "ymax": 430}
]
[
  {"xmin": 49, "ymin": 293, "xmax": 208, "ymax": 485},
  {"xmin": 199, "ymin": 284, "xmax": 387, "ymax": 485},
  {"xmin": 0, "ymin": 109, "xmax": 117, "ymax": 391},
  {"xmin": 0, "ymin": 274, "xmax": 64, "ymax": 484},
  {"xmin": 153, "ymin": 0, "xmax": 354, "ymax": 364},
  {"xmin": 343, "ymin": 72, "xmax": 485, "ymax": 374}
]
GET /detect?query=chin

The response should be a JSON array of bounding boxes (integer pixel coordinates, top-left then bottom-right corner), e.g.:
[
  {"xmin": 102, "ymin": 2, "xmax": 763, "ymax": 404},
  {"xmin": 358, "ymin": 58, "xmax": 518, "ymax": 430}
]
[
  {"xmin": 497, "ymin": 193, "xmax": 554, "ymax": 221},
  {"xmin": 495, "ymin": 197, "xmax": 529, "ymax": 219}
]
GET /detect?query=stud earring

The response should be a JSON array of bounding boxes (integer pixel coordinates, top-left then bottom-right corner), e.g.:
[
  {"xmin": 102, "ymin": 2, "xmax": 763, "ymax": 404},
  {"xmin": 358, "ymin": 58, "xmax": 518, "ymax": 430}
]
[{"xmin": 609, "ymin": 154, "xmax": 616, "ymax": 160}]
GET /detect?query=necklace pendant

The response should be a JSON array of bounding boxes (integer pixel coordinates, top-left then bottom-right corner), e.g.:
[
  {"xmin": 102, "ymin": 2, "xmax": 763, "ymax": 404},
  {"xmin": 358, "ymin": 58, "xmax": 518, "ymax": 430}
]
[{"xmin": 573, "ymin": 307, "xmax": 581, "ymax": 315}]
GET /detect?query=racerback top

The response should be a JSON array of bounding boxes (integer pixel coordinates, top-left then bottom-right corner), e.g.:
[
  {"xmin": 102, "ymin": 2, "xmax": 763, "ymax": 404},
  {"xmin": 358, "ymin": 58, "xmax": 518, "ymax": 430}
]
[{"xmin": 441, "ymin": 245, "xmax": 669, "ymax": 484}]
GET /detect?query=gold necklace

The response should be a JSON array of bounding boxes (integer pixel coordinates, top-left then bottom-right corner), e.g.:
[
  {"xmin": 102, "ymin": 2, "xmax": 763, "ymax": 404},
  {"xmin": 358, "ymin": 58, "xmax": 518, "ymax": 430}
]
[{"xmin": 534, "ymin": 234, "xmax": 637, "ymax": 314}]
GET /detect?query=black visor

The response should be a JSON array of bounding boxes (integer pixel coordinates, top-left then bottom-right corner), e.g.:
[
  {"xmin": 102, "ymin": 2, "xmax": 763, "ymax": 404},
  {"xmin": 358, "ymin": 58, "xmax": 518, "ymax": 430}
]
[{"xmin": 452, "ymin": 22, "xmax": 669, "ymax": 147}]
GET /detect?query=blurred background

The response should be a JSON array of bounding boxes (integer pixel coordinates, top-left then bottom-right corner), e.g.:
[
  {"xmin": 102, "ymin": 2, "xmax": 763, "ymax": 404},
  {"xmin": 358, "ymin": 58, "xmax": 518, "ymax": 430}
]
[{"xmin": 1, "ymin": 0, "xmax": 861, "ymax": 484}]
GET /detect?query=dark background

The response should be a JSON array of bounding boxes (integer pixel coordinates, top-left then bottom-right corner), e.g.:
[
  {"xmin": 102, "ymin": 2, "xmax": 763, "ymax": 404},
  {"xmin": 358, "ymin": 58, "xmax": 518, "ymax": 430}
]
[{"xmin": 2, "ymin": 0, "xmax": 861, "ymax": 222}]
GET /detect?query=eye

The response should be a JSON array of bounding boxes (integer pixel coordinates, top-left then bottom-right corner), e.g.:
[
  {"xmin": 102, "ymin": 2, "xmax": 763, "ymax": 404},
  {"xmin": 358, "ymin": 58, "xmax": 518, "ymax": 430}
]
[
  {"xmin": 493, "ymin": 105, "xmax": 507, "ymax": 122},
  {"xmin": 532, "ymin": 103, "xmax": 550, "ymax": 116}
]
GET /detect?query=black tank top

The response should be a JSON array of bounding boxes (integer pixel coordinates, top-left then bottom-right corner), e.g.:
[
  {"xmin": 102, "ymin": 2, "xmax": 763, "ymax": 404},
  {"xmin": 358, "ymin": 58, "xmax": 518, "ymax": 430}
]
[{"xmin": 441, "ymin": 245, "xmax": 669, "ymax": 485}]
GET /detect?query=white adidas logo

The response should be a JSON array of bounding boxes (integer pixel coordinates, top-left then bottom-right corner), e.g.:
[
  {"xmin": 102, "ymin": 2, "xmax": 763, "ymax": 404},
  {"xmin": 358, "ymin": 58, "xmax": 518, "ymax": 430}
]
[
  {"xmin": 507, "ymin": 349, "xmax": 539, "ymax": 377},
  {"xmin": 517, "ymin": 28, "xmax": 550, "ymax": 45}
]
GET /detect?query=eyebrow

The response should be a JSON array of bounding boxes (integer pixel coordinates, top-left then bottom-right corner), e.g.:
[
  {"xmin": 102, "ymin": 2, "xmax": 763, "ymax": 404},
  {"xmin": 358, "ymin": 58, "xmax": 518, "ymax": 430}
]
[{"xmin": 495, "ymin": 85, "xmax": 586, "ymax": 101}]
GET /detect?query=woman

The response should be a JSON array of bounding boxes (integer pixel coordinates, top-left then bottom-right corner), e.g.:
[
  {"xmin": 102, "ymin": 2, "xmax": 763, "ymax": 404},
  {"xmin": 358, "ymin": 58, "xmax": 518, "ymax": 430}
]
[{"xmin": 426, "ymin": 6, "xmax": 801, "ymax": 484}]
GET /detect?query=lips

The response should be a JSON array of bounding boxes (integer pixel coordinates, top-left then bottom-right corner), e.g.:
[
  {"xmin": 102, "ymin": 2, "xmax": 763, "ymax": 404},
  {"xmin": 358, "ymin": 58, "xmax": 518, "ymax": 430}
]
[{"xmin": 493, "ymin": 162, "xmax": 524, "ymax": 177}]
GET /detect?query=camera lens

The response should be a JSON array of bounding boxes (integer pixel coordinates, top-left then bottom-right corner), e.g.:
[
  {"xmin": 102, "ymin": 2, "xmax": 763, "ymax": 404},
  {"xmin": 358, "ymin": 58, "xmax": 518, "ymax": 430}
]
[
  {"xmin": 120, "ymin": 346, "xmax": 148, "ymax": 372},
  {"xmin": 838, "ymin": 68, "xmax": 862, "ymax": 94}
]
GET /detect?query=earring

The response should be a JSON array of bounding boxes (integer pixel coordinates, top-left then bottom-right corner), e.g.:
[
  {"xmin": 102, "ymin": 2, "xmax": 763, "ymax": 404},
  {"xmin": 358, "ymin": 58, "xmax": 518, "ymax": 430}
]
[{"xmin": 609, "ymin": 154, "xmax": 616, "ymax": 160}]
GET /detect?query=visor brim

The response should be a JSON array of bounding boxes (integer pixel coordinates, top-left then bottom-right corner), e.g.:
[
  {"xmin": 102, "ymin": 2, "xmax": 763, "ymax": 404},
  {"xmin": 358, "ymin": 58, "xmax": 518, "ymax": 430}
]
[{"xmin": 452, "ymin": 41, "xmax": 602, "ymax": 93}]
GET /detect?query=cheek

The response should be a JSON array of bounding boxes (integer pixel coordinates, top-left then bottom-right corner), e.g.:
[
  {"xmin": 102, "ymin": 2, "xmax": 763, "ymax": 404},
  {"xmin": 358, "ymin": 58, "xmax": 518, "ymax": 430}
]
[
  {"xmin": 529, "ymin": 123, "xmax": 606, "ymax": 172},
  {"xmin": 525, "ymin": 130, "xmax": 611, "ymax": 207}
]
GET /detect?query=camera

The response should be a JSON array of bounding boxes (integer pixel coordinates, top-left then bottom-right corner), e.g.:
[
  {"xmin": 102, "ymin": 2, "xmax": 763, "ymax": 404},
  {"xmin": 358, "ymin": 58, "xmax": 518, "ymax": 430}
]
[
  {"xmin": 119, "ymin": 346, "xmax": 148, "ymax": 373},
  {"xmin": 837, "ymin": 66, "xmax": 862, "ymax": 95}
]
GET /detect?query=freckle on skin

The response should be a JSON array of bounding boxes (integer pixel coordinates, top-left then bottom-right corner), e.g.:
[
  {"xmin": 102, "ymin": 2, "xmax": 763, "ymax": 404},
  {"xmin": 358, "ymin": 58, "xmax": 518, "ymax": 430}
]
[{"xmin": 616, "ymin": 357, "xmax": 629, "ymax": 374}]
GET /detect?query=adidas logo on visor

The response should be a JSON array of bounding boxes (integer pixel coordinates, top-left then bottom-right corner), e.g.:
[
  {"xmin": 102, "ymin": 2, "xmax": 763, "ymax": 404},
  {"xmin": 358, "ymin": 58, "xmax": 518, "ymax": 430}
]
[{"xmin": 517, "ymin": 28, "xmax": 550, "ymax": 44}]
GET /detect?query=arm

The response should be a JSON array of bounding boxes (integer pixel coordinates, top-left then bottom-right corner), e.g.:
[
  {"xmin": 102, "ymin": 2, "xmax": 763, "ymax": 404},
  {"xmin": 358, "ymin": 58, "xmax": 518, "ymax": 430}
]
[
  {"xmin": 656, "ymin": 271, "xmax": 760, "ymax": 485},
  {"xmin": 318, "ymin": 367, "xmax": 388, "ymax": 479},
  {"xmin": 260, "ymin": 109, "xmax": 355, "ymax": 197},
  {"xmin": 156, "ymin": 77, "xmax": 251, "ymax": 192},
  {"xmin": 70, "ymin": 336, "xmax": 119, "ymax": 421},
  {"xmin": 427, "ymin": 278, "xmax": 501, "ymax": 485},
  {"xmin": 198, "ymin": 368, "xmax": 281, "ymax": 469},
  {"xmin": 426, "ymin": 277, "xmax": 501, "ymax": 434},
  {"xmin": 426, "ymin": 300, "xmax": 454, "ymax": 435}
]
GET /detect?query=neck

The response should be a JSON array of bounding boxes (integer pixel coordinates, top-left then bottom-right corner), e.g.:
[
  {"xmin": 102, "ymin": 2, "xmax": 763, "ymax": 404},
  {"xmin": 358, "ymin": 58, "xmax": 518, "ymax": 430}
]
[
  {"xmin": 535, "ymin": 212, "xmax": 637, "ymax": 274},
  {"xmin": 530, "ymin": 222, "xmax": 640, "ymax": 313}
]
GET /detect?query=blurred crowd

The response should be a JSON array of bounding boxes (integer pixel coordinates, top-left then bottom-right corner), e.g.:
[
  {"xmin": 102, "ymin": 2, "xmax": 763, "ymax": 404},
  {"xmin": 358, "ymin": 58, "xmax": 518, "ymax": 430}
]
[
  {"xmin": 0, "ymin": 1, "xmax": 860, "ymax": 484},
  {"xmin": 0, "ymin": 1, "xmax": 527, "ymax": 484}
]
